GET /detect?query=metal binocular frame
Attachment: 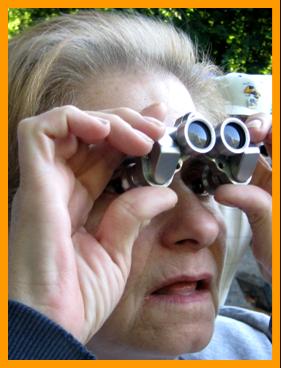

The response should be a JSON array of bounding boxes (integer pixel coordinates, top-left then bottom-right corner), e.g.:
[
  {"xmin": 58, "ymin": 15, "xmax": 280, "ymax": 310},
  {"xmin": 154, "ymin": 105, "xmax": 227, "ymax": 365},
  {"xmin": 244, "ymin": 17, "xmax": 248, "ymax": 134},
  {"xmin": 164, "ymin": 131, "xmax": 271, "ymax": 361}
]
[{"xmin": 108, "ymin": 112, "xmax": 260, "ymax": 195}]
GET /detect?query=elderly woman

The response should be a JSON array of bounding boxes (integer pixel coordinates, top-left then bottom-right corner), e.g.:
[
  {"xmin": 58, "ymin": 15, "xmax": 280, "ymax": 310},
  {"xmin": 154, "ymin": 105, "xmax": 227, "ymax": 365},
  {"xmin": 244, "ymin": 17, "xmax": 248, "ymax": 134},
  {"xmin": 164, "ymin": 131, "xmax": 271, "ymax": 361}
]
[{"xmin": 8, "ymin": 11, "xmax": 272, "ymax": 360}]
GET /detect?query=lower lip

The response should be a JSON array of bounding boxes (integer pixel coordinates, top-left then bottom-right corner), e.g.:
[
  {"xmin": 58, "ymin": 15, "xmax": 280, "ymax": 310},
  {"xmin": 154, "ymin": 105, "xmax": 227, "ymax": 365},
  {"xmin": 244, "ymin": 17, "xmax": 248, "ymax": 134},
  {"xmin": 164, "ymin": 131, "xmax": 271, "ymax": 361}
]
[{"xmin": 145, "ymin": 289, "xmax": 211, "ymax": 305}]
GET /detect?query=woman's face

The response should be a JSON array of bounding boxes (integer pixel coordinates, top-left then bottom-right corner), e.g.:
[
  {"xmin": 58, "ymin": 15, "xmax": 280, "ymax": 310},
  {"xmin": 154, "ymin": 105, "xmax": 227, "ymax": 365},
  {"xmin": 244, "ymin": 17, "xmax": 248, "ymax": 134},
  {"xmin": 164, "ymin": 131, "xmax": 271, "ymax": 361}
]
[{"xmin": 83, "ymin": 72, "xmax": 226, "ymax": 359}]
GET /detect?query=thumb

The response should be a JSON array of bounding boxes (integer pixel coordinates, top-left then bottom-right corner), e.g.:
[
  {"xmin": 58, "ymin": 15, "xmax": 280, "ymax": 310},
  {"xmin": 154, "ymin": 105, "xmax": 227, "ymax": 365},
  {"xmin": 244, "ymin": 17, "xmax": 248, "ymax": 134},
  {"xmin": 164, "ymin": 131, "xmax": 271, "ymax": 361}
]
[
  {"xmin": 215, "ymin": 184, "xmax": 271, "ymax": 226},
  {"xmin": 215, "ymin": 184, "xmax": 272, "ymax": 276},
  {"xmin": 96, "ymin": 187, "xmax": 177, "ymax": 272}
]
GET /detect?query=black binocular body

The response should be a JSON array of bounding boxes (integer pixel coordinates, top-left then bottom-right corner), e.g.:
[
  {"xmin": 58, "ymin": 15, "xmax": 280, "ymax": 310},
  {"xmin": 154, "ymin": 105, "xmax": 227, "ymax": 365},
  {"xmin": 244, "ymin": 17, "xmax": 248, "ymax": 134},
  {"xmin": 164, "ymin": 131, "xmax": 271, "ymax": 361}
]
[{"xmin": 108, "ymin": 112, "xmax": 260, "ymax": 195}]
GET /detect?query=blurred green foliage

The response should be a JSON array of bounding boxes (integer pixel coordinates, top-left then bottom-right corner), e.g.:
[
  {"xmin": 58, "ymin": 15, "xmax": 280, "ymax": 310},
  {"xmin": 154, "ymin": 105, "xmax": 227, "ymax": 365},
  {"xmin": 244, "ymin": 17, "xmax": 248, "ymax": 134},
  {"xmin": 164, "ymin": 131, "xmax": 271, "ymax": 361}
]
[{"xmin": 8, "ymin": 8, "xmax": 272, "ymax": 74}]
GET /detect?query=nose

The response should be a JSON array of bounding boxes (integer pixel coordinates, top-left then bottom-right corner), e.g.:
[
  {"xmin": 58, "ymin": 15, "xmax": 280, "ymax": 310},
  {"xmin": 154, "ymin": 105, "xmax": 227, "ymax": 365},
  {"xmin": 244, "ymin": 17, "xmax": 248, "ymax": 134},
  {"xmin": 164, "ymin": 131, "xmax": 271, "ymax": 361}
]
[{"xmin": 160, "ymin": 181, "xmax": 221, "ymax": 250}]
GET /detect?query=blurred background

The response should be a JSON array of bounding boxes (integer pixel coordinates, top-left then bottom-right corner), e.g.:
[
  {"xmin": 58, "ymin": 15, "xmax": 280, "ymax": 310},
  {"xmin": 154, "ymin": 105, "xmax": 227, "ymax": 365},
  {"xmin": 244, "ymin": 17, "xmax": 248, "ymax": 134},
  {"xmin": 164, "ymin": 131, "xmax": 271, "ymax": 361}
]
[
  {"xmin": 8, "ymin": 8, "xmax": 272, "ymax": 314},
  {"xmin": 8, "ymin": 8, "xmax": 272, "ymax": 74}
]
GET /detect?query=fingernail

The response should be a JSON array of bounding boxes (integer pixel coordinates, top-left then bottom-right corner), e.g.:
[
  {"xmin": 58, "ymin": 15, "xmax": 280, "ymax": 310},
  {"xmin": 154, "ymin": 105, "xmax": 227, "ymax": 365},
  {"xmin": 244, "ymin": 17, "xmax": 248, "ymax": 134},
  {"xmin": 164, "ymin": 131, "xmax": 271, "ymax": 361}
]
[
  {"xmin": 135, "ymin": 130, "xmax": 154, "ymax": 143},
  {"xmin": 143, "ymin": 116, "xmax": 164, "ymax": 127},
  {"xmin": 85, "ymin": 112, "xmax": 109, "ymax": 125},
  {"xmin": 246, "ymin": 119, "xmax": 262, "ymax": 129},
  {"xmin": 97, "ymin": 118, "xmax": 110, "ymax": 125},
  {"xmin": 89, "ymin": 117, "xmax": 109, "ymax": 125}
]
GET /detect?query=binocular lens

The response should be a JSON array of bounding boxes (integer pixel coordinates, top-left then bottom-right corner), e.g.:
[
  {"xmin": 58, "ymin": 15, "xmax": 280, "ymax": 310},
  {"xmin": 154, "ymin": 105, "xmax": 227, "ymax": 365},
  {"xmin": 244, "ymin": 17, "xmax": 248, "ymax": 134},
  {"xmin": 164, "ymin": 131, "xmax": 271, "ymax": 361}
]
[
  {"xmin": 224, "ymin": 123, "xmax": 246, "ymax": 149},
  {"xmin": 188, "ymin": 121, "xmax": 211, "ymax": 149}
]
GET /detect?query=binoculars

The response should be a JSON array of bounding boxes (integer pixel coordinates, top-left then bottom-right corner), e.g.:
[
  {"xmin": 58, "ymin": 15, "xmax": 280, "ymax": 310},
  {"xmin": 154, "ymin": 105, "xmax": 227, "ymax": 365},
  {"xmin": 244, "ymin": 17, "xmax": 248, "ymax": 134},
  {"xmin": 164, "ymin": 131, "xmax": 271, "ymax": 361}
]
[{"xmin": 108, "ymin": 112, "xmax": 260, "ymax": 195}]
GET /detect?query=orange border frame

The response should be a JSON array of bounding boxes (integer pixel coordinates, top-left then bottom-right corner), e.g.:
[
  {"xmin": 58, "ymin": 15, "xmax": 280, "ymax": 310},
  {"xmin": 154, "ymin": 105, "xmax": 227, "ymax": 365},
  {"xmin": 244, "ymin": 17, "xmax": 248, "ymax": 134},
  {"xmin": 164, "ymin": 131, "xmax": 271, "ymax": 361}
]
[{"xmin": 1, "ymin": 1, "xmax": 280, "ymax": 367}]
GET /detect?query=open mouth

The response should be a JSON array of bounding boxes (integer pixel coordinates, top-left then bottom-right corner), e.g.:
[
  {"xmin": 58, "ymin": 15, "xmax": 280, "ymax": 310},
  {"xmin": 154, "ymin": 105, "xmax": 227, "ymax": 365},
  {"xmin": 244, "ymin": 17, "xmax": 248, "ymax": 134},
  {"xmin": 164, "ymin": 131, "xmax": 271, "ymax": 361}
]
[
  {"xmin": 147, "ymin": 275, "xmax": 212, "ymax": 304},
  {"xmin": 151, "ymin": 279, "xmax": 209, "ymax": 296}
]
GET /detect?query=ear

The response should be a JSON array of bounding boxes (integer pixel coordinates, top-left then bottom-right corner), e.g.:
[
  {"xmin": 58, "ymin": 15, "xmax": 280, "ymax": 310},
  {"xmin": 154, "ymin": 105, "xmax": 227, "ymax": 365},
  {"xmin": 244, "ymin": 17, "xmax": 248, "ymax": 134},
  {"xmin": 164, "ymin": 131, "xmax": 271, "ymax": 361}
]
[{"xmin": 140, "ymin": 102, "xmax": 167, "ymax": 121}]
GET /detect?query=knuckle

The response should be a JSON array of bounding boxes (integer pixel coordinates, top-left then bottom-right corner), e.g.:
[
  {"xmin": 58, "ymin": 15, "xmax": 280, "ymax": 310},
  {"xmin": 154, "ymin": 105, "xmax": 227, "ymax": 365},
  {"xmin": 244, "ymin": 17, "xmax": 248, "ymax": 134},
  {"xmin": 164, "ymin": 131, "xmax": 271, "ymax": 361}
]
[
  {"xmin": 60, "ymin": 104, "xmax": 79, "ymax": 113},
  {"xmin": 109, "ymin": 113, "xmax": 126, "ymax": 125},
  {"xmin": 17, "ymin": 117, "xmax": 36, "ymax": 137},
  {"xmin": 53, "ymin": 105, "xmax": 80, "ymax": 118},
  {"xmin": 114, "ymin": 107, "xmax": 132, "ymax": 116}
]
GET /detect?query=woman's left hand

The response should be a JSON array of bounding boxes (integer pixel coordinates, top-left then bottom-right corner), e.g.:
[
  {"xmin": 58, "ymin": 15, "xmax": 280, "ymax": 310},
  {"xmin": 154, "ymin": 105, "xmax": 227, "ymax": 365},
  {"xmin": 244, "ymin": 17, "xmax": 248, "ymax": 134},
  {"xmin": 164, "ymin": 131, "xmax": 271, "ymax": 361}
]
[{"xmin": 215, "ymin": 113, "xmax": 272, "ymax": 282}]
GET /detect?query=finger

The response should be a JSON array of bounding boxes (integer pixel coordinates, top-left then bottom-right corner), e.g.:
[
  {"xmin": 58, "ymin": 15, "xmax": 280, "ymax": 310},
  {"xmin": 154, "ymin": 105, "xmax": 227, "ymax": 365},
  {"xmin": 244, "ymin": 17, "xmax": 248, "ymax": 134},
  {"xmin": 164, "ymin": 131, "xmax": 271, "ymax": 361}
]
[
  {"xmin": 85, "ymin": 111, "xmax": 157, "ymax": 156},
  {"xmin": 74, "ymin": 143, "xmax": 124, "ymax": 201},
  {"xmin": 140, "ymin": 102, "xmax": 168, "ymax": 121},
  {"xmin": 67, "ymin": 179, "xmax": 94, "ymax": 233},
  {"xmin": 66, "ymin": 140, "xmax": 92, "ymax": 175},
  {"xmin": 96, "ymin": 187, "xmax": 178, "ymax": 273},
  {"xmin": 17, "ymin": 105, "xmax": 111, "ymax": 162},
  {"xmin": 264, "ymin": 127, "xmax": 272, "ymax": 158},
  {"xmin": 250, "ymin": 156, "xmax": 272, "ymax": 195},
  {"xmin": 215, "ymin": 184, "xmax": 271, "ymax": 223},
  {"xmin": 245, "ymin": 113, "xmax": 272, "ymax": 145},
  {"xmin": 214, "ymin": 184, "xmax": 272, "ymax": 271},
  {"xmin": 116, "ymin": 107, "xmax": 165, "ymax": 140},
  {"xmin": 68, "ymin": 104, "xmax": 167, "ymax": 201},
  {"xmin": 96, "ymin": 106, "xmax": 166, "ymax": 140}
]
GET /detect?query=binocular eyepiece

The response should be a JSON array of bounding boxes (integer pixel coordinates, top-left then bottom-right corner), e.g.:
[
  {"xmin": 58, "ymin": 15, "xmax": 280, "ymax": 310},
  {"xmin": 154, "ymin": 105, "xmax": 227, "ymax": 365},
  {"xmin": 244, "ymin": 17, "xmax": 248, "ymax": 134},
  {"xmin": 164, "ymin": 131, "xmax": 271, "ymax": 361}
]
[
  {"xmin": 175, "ymin": 113, "xmax": 250, "ymax": 155},
  {"xmin": 107, "ymin": 112, "xmax": 260, "ymax": 195},
  {"xmin": 174, "ymin": 112, "xmax": 216, "ymax": 153},
  {"xmin": 215, "ymin": 117, "xmax": 250, "ymax": 154}
]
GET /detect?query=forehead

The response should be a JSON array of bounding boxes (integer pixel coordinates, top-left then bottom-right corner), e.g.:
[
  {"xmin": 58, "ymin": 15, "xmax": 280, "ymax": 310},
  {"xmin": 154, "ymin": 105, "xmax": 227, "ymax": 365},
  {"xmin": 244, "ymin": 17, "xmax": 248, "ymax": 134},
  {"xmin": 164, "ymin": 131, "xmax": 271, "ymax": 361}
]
[{"xmin": 78, "ymin": 72, "xmax": 196, "ymax": 126}]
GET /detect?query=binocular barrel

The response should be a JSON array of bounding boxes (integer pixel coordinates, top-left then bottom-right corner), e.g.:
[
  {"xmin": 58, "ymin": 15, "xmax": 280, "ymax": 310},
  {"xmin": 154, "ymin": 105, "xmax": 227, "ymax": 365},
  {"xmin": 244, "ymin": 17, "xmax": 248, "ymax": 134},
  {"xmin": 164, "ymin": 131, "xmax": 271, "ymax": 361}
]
[
  {"xmin": 213, "ymin": 117, "xmax": 250, "ymax": 156},
  {"xmin": 175, "ymin": 112, "xmax": 216, "ymax": 154}
]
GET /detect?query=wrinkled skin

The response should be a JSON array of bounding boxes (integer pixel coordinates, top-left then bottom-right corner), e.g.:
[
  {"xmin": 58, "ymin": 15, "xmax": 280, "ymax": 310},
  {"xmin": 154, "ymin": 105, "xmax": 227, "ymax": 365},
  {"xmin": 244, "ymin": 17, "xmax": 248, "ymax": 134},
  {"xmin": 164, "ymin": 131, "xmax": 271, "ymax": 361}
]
[{"xmin": 9, "ymin": 73, "xmax": 272, "ymax": 359}]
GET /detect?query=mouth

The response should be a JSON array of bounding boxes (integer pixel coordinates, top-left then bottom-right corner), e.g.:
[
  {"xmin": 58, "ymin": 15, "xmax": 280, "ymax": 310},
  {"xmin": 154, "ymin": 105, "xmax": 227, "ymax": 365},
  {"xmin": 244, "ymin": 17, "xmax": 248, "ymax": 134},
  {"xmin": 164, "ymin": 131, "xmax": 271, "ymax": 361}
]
[{"xmin": 146, "ymin": 274, "xmax": 212, "ymax": 304}]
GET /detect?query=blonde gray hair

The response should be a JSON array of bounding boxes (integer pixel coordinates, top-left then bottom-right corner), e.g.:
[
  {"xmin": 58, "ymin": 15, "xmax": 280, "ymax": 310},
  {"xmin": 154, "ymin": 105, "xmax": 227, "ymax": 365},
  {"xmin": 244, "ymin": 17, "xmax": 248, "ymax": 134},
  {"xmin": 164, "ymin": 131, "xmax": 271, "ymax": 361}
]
[
  {"xmin": 9, "ymin": 10, "xmax": 225, "ymax": 207},
  {"xmin": 9, "ymin": 10, "xmax": 242, "ymax": 307}
]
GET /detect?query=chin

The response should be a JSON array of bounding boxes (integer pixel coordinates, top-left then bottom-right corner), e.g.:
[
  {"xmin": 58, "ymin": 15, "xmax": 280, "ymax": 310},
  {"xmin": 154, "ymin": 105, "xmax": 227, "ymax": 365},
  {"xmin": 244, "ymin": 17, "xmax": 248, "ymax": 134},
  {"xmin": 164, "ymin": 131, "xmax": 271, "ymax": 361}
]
[
  {"xmin": 129, "ymin": 293, "xmax": 217, "ymax": 358},
  {"xmin": 90, "ymin": 319, "xmax": 215, "ymax": 360},
  {"xmin": 89, "ymin": 292, "xmax": 217, "ymax": 359},
  {"xmin": 132, "ymin": 320, "xmax": 215, "ymax": 358}
]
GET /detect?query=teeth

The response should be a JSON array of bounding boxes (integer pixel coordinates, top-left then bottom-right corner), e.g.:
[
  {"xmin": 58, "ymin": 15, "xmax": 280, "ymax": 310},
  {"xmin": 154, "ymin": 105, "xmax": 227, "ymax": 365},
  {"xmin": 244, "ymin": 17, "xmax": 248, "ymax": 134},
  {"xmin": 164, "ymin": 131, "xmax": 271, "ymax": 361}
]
[{"xmin": 154, "ymin": 281, "xmax": 198, "ymax": 295}]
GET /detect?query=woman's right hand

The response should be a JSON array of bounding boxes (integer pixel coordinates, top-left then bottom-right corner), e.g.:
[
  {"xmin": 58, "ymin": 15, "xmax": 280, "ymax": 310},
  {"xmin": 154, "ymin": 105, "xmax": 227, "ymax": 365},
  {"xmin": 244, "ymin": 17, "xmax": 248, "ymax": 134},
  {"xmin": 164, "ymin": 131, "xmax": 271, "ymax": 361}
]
[{"xmin": 9, "ymin": 105, "xmax": 178, "ymax": 343}]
